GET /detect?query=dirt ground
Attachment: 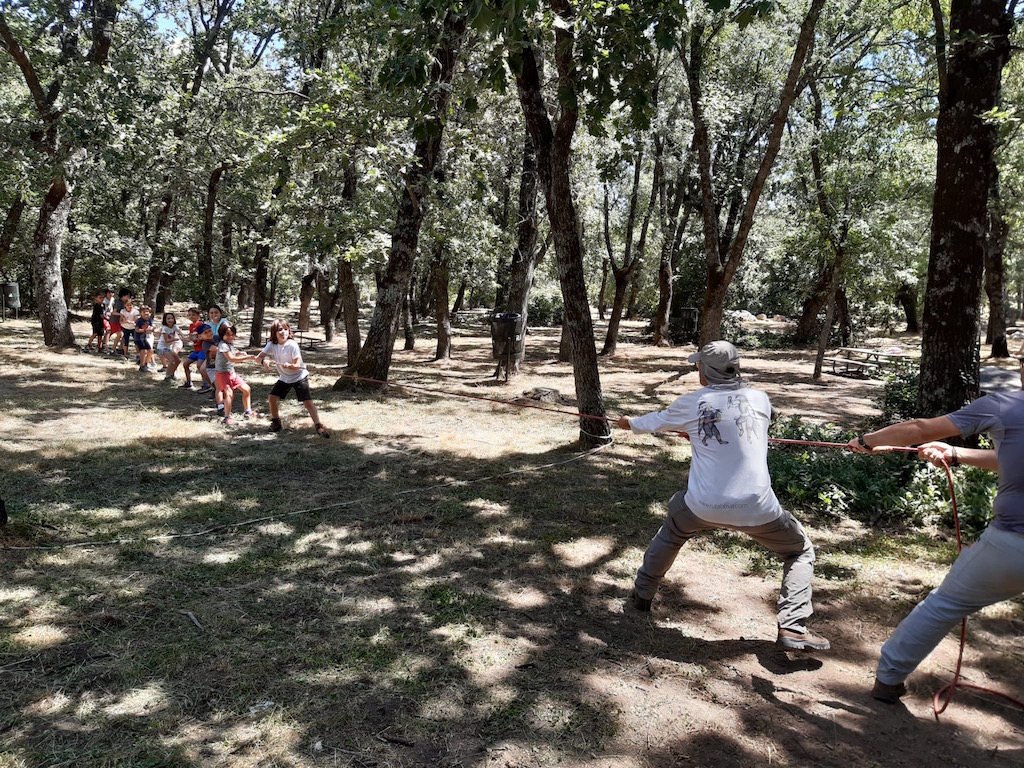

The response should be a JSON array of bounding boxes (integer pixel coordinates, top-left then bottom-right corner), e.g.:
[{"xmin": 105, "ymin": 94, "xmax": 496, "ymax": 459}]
[{"xmin": 1, "ymin": 310, "xmax": 1022, "ymax": 768}]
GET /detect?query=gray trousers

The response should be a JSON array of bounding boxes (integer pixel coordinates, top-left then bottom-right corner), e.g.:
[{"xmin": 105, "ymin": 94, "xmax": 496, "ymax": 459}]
[
  {"xmin": 634, "ymin": 492, "xmax": 817, "ymax": 632},
  {"xmin": 876, "ymin": 524, "xmax": 1024, "ymax": 685}
]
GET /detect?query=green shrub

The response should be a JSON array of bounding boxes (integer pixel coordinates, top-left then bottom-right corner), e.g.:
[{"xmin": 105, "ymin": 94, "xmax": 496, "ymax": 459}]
[
  {"xmin": 880, "ymin": 370, "xmax": 921, "ymax": 421},
  {"xmin": 528, "ymin": 292, "xmax": 564, "ymax": 327},
  {"xmin": 768, "ymin": 417, "xmax": 995, "ymax": 536}
]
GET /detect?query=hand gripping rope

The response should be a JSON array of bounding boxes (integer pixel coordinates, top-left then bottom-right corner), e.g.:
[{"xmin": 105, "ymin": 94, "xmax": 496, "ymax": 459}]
[{"xmin": 333, "ymin": 371, "xmax": 1024, "ymax": 716}]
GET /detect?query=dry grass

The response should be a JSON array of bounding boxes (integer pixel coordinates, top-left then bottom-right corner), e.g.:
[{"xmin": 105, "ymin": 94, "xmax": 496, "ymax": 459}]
[{"xmin": 1, "ymin": 311, "xmax": 1022, "ymax": 768}]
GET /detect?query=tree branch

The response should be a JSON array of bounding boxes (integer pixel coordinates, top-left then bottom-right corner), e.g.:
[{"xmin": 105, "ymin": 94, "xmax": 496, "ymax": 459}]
[{"xmin": 0, "ymin": 12, "xmax": 52, "ymax": 122}]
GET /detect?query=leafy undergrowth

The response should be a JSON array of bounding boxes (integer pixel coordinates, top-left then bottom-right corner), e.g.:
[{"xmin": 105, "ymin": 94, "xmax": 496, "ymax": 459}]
[{"xmin": 1, "ymin": 316, "xmax": 1021, "ymax": 768}]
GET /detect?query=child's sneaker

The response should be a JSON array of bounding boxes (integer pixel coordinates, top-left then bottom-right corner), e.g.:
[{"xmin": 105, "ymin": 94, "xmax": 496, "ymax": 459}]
[
  {"xmin": 315, "ymin": 423, "xmax": 330, "ymax": 439},
  {"xmin": 180, "ymin": 382, "xmax": 193, "ymax": 389},
  {"xmin": 269, "ymin": 418, "xmax": 282, "ymax": 433},
  {"xmin": 243, "ymin": 410, "xmax": 256, "ymax": 420},
  {"xmin": 139, "ymin": 364, "xmax": 147, "ymax": 372},
  {"xmin": 164, "ymin": 375, "xmax": 174, "ymax": 381},
  {"xmin": 222, "ymin": 416, "xmax": 235, "ymax": 426},
  {"xmin": 198, "ymin": 383, "xmax": 212, "ymax": 392}
]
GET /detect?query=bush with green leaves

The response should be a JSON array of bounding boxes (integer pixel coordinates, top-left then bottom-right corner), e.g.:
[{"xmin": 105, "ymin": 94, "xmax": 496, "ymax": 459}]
[
  {"xmin": 768, "ymin": 417, "xmax": 995, "ymax": 537},
  {"xmin": 880, "ymin": 369, "xmax": 921, "ymax": 421},
  {"xmin": 528, "ymin": 292, "xmax": 564, "ymax": 327}
]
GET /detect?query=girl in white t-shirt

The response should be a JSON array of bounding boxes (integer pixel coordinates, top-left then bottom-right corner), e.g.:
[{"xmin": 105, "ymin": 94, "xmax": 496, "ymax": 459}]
[
  {"xmin": 156, "ymin": 312, "xmax": 187, "ymax": 381},
  {"xmin": 254, "ymin": 319, "xmax": 329, "ymax": 438}
]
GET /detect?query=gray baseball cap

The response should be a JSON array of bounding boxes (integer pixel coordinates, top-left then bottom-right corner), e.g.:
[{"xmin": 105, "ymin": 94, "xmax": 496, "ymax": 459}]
[{"xmin": 688, "ymin": 341, "xmax": 741, "ymax": 377}]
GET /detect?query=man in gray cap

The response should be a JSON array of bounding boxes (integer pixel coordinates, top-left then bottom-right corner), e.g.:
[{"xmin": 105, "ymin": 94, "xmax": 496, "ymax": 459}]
[{"xmin": 617, "ymin": 341, "xmax": 830, "ymax": 651}]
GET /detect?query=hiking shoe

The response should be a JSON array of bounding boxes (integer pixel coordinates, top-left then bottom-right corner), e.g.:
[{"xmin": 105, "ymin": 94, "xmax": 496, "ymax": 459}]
[
  {"xmin": 269, "ymin": 418, "xmax": 282, "ymax": 433},
  {"xmin": 777, "ymin": 627, "xmax": 831, "ymax": 651},
  {"xmin": 871, "ymin": 679, "xmax": 906, "ymax": 704},
  {"xmin": 315, "ymin": 423, "xmax": 330, "ymax": 438},
  {"xmin": 629, "ymin": 588, "xmax": 652, "ymax": 612}
]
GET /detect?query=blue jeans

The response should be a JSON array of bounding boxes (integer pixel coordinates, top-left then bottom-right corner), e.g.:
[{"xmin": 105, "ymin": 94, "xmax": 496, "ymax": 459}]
[{"xmin": 876, "ymin": 524, "xmax": 1024, "ymax": 685}]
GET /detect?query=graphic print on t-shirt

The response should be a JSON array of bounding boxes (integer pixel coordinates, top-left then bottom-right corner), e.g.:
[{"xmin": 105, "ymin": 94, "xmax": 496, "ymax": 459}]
[
  {"xmin": 728, "ymin": 393, "xmax": 757, "ymax": 443},
  {"xmin": 697, "ymin": 400, "xmax": 729, "ymax": 446}
]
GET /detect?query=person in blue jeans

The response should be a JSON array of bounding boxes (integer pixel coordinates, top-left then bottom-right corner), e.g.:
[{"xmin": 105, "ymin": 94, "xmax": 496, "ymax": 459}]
[{"xmin": 849, "ymin": 365, "xmax": 1024, "ymax": 703}]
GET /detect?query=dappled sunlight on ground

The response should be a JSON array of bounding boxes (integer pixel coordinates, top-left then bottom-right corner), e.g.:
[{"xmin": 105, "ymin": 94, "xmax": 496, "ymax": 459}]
[{"xmin": 2, "ymin": 315, "xmax": 1023, "ymax": 767}]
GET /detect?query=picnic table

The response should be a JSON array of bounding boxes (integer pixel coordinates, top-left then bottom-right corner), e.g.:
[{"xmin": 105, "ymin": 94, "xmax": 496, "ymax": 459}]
[{"xmin": 824, "ymin": 347, "xmax": 917, "ymax": 376}]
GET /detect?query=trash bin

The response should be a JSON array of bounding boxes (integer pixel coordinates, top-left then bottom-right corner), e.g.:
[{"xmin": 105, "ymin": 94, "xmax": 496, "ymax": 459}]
[
  {"xmin": 490, "ymin": 312, "xmax": 525, "ymax": 360},
  {"xmin": 679, "ymin": 307, "xmax": 699, "ymax": 342},
  {"xmin": 3, "ymin": 282, "xmax": 19, "ymax": 309}
]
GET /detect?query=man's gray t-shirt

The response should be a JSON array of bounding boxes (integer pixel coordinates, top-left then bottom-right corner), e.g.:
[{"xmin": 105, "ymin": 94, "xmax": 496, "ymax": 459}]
[{"xmin": 948, "ymin": 391, "xmax": 1024, "ymax": 534}]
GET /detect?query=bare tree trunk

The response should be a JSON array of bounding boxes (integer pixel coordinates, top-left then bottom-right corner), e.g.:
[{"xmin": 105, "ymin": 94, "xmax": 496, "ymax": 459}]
[
  {"xmin": 298, "ymin": 272, "xmax": 316, "ymax": 331},
  {"xmin": 597, "ymin": 259, "xmax": 609, "ymax": 320},
  {"xmin": 985, "ymin": 172, "xmax": 1009, "ymax": 357},
  {"xmin": 248, "ymin": 164, "xmax": 288, "ymax": 348},
  {"xmin": 452, "ymin": 271, "xmax": 469, "ymax": 314},
  {"xmin": 688, "ymin": 0, "xmax": 825, "ymax": 346},
  {"xmin": 403, "ymin": 273, "xmax": 416, "ymax": 350},
  {"xmin": 221, "ymin": 218, "xmax": 234, "ymax": 305},
  {"xmin": 503, "ymin": 129, "xmax": 543, "ymax": 376},
  {"xmin": 813, "ymin": 262, "xmax": 842, "ymax": 381},
  {"xmin": 342, "ymin": 11, "xmax": 467, "ymax": 386},
  {"xmin": 894, "ymin": 283, "xmax": 919, "ymax": 333},
  {"xmin": 32, "ymin": 162, "xmax": 82, "ymax": 347},
  {"xmin": 919, "ymin": 0, "xmax": 1012, "ymax": 415},
  {"xmin": 338, "ymin": 257, "xmax": 361, "ymax": 364},
  {"xmin": 516, "ymin": 18, "xmax": 610, "ymax": 445},
  {"xmin": 0, "ymin": 193, "xmax": 26, "ymax": 276},
  {"xmin": 201, "ymin": 162, "xmax": 230, "ymax": 306},
  {"xmin": 432, "ymin": 242, "xmax": 452, "ymax": 360}
]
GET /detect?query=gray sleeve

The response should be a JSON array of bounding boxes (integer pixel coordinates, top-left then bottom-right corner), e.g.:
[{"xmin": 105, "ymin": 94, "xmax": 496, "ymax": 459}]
[{"xmin": 947, "ymin": 395, "xmax": 1003, "ymax": 440}]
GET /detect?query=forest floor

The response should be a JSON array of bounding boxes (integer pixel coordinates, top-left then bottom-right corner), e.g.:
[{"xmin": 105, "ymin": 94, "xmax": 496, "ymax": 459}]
[{"xmin": 1, "ymin": 310, "xmax": 1022, "ymax": 768}]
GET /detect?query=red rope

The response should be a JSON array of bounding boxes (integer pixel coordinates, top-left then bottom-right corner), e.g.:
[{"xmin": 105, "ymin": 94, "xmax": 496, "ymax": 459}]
[{"xmin": 336, "ymin": 370, "xmax": 1024, "ymax": 714}]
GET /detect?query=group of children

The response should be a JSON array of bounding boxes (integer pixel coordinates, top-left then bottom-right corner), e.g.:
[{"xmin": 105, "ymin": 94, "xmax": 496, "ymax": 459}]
[{"xmin": 85, "ymin": 289, "xmax": 329, "ymax": 436}]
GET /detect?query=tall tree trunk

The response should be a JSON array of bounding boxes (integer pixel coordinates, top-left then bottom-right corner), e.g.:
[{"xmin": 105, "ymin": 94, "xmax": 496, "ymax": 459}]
[
  {"xmin": 452, "ymin": 271, "xmax": 469, "ymax": 314},
  {"xmin": 985, "ymin": 172, "xmax": 1009, "ymax": 357},
  {"xmin": 919, "ymin": 0, "xmax": 1012, "ymax": 415},
  {"xmin": 688, "ymin": 0, "xmax": 825, "ymax": 346},
  {"xmin": 61, "ymin": 233, "xmax": 75, "ymax": 308},
  {"xmin": 155, "ymin": 270, "xmax": 175, "ymax": 313},
  {"xmin": 403, "ymin": 274, "xmax": 416, "ymax": 351},
  {"xmin": 202, "ymin": 163, "xmax": 230, "ymax": 306},
  {"xmin": 221, "ymin": 218, "xmax": 234, "ymax": 305},
  {"xmin": 493, "ymin": 156, "xmax": 516, "ymax": 311},
  {"xmin": 248, "ymin": 164, "xmax": 288, "ymax": 347},
  {"xmin": 894, "ymin": 283, "xmax": 919, "ymax": 333},
  {"xmin": 652, "ymin": 150, "xmax": 693, "ymax": 346},
  {"xmin": 432, "ymin": 242, "xmax": 452, "ymax": 360},
  {"xmin": 298, "ymin": 272, "xmax": 316, "ymax": 331},
  {"xmin": 0, "ymin": 193, "xmax": 26, "ymax": 276},
  {"xmin": 32, "ymin": 162, "xmax": 81, "ymax": 347},
  {"xmin": 597, "ymin": 259, "xmax": 609, "ymax": 320},
  {"xmin": 812, "ymin": 262, "xmax": 843, "ymax": 380},
  {"xmin": 338, "ymin": 257, "xmax": 361, "ymax": 364},
  {"xmin": 795, "ymin": 266, "xmax": 831, "ymax": 342},
  {"xmin": 343, "ymin": 10, "xmax": 467, "ymax": 386},
  {"xmin": 142, "ymin": 190, "xmax": 173, "ymax": 307},
  {"xmin": 336, "ymin": 161, "xmax": 361, "ymax": 362},
  {"xmin": 503, "ymin": 128, "xmax": 543, "ymax": 376},
  {"xmin": 516, "ymin": 14, "xmax": 610, "ymax": 446}
]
